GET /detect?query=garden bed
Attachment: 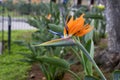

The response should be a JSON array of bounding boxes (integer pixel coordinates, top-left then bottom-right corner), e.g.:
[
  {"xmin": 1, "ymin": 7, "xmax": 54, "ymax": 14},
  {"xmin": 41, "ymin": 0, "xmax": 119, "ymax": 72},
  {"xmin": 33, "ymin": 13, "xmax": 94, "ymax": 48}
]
[{"xmin": 27, "ymin": 39, "xmax": 113, "ymax": 80}]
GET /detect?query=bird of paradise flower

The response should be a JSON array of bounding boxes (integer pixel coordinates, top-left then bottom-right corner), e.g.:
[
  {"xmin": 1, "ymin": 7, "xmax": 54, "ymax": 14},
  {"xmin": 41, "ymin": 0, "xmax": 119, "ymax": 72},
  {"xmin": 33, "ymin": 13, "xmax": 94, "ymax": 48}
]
[
  {"xmin": 36, "ymin": 14, "xmax": 93, "ymax": 46},
  {"xmin": 64, "ymin": 14, "xmax": 93, "ymax": 37}
]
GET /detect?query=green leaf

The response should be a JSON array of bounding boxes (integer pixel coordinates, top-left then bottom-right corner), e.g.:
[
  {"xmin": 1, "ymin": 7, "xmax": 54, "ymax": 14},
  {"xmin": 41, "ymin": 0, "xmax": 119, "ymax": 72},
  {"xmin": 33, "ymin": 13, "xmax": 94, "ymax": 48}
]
[
  {"xmin": 67, "ymin": 70, "xmax": 81, "ymax": 80},
  {"xmin": 84, "ymin": 30, "xmax": 93, "ymax": 43},
  {"xmin": 84, "ymin": 14, "xmax": 103, "ymax": 19},
  {"xmin": 84, "ymin": 75, "xmax": 99, "ymax": 80},
  {"xmin": 113, "ymin": 70, "xmax": 120, "ymax": 80},
  {"xmin": 48, "ymin": 24, "xmax": 63, "ymax": 33},
  {"xmin": 14, "ymin": 40, "xmax": 26, "ymax": 46},
  {"xmin": 35, "ymin": 38, "xmax": 76, "ymax": 47},
  {"xmin": 86, "ymin": 40, "xmax": 94, "ymax": 58},
  {"xmin": 81, "ymin": 40, "xmax": 94, "ymax": 76},
  {"xmin": 76, "ymin": 40, "xmax": 106, "ymax": 80},
  {"xmin": 37, "ymin": 56, "xmax": 70, "ymax": 69}
]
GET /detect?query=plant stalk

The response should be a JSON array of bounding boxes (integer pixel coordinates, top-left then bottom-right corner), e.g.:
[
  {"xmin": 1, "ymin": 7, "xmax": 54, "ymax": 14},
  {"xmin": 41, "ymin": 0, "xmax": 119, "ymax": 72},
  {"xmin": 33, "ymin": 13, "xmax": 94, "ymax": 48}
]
[
  {"xmin": 67, "ymin": 70, "xmax": 81, "ymax": 80},
  {"xmin": 76, "ymin": 40, "xmax": 106, "ymax": 80}
]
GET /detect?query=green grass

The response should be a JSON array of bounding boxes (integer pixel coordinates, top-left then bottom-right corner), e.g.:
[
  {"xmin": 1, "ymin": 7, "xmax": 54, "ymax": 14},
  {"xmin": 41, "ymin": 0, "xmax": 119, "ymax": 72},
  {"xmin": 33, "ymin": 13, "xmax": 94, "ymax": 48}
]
[
  {"xmin": 0, "ymin": 52, "xmax": 31, "ymax": 80},
  {"xmin": 0, "ymin": 30, "xmax": 35, "ymax": 41},
  {"xmin": 0, "ymin": 30, "xmax": 35, "ymax": 80}
]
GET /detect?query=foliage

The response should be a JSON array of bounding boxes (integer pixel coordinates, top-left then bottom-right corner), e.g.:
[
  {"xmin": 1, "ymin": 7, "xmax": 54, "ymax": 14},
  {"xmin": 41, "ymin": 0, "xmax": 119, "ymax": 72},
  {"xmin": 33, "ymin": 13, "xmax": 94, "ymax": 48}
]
[
  {"xmin": 31, "ymin": 2, "xmax": 51, "ymax": 15},
  {"xmin": 80, "ymin": 39, "xmax": 94, "ymax": 76},
  {"xmin": 3, "ymin": 0, "xmax": 15, "ymax": 11},
  {"xmin": 27, "ymin": 2, "xmax": 64, "ymax": 56},
  {"xmin": 90, "ymin": 6, "xmax": 106, "ymax": 44},
  {"xmin": 113, "ymin": 70, "xmax": 120, "ymax": 80},
  {"xmin": 15, "ymin": 2, "xmax": 31, "ymax": 15}
]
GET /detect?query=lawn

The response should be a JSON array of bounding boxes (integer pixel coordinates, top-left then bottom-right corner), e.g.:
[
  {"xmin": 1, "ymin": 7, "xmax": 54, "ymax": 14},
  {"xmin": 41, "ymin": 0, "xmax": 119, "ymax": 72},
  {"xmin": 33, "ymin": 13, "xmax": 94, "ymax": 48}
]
[
  {"xmin": 0, "ymin": 30, "xmax": 35, "ymax": 80},
  {"xmin": 0, "ymin": 30, "xmax": 35, "ymax": 41},
  {"xmin": 0, "ymin": 52, "xmax": 31, "ymax": 80}
]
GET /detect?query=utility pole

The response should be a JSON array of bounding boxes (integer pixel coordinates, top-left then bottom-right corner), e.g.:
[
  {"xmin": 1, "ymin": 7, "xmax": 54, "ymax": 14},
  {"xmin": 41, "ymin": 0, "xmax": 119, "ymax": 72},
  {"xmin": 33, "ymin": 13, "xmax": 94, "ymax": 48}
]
[
  {"xmin": 8, "ymin": 15, "xmax": 11, "ymax": 54},
  {"xmin": 1, "ymin": 0, "xmax": 4, "ymax": 54}
]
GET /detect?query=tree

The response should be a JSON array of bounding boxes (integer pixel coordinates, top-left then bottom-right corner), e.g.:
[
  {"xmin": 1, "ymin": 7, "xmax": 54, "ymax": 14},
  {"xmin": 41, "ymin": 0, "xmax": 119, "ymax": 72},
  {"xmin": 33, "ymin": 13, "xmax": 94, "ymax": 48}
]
[
  {"xmin": 95, "ymin": 0, "xmax": 120, "ymax": 71},
  {"xmin": 105, "ymin": 0, "xmax": 120, "ymax": 53}
]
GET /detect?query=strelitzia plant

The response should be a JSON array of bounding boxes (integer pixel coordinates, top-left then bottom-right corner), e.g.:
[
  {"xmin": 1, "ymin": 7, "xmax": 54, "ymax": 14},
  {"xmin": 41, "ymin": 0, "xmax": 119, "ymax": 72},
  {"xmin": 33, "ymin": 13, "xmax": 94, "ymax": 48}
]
[{"xmin": 35, "ymin": 14, "xmax": 106, "ymax": 80}]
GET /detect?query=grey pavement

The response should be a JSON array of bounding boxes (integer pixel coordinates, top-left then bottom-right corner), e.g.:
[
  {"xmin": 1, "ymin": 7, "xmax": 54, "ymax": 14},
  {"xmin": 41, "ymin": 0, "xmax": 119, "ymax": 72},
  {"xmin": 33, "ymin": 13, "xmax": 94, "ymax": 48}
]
[
  {"xmin": 0, "ymin": 16, "xmax": 37, "ymax": 31},
  {"xmin": 0, "ymin": 16, "xmax": 27, "ymax": 22},
  {"xmin": 0, "ymin": 21, "xmax": 36, "ymax": 31}
]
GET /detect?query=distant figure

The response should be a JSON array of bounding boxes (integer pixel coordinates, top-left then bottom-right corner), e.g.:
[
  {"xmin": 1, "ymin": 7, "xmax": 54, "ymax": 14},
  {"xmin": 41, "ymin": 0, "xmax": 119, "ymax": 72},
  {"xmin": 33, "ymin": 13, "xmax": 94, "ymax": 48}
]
[
  {"xmin": 0, "ymin": 0, "xmax": 3, "ymax": 3},
  {"xmin": 77, "ymin": 0, "xmax": 82, "ymax": 5},
  {"xmin": 63, "ymin": 0, "xmax": 68, "ymax": 4}
]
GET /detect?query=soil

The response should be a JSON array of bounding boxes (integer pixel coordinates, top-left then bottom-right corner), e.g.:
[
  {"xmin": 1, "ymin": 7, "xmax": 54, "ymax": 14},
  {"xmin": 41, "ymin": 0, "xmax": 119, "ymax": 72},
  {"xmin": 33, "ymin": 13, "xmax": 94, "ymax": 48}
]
[
  {"xmin": 27, "ymin": 63, "xmax": 45, "ymax": 80},
  {"xmin": 27, "ymin": 63, "xmax": 83, "ymax": 80}
]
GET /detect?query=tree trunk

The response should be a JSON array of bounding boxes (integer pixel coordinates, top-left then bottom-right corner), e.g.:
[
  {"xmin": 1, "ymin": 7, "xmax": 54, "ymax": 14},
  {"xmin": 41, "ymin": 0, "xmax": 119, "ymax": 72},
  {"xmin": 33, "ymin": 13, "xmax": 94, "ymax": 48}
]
[
  {"xmin": 105, "ymin": 0, "xmax": 120, "ymax": 52},
  {"xmin": 95, "ymin": 0, "xmax": 120, "ymax": 71}
]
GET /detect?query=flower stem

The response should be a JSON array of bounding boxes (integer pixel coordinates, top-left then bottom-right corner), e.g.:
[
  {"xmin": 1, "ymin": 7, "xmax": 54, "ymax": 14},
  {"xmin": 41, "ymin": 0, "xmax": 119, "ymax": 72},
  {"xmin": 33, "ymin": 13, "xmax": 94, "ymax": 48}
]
[
  {"xmin": 67, "ymin": 70, "xmax": 81, "ymax": 80},
  {"xmin": 76, "ymin": 40, "xmax": 106, "ymax": 80}
]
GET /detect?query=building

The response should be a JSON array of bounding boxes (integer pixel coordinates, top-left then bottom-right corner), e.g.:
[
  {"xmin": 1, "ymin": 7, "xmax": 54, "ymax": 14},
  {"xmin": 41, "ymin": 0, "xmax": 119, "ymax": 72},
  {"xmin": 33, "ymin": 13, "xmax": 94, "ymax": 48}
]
[
  {"xmin": 2, "ymin": 0, "xmax": 50, "ymax": 4},
  {"xmin": 12, "ymin": 0, "xmax": 41, "ymax": 4}
]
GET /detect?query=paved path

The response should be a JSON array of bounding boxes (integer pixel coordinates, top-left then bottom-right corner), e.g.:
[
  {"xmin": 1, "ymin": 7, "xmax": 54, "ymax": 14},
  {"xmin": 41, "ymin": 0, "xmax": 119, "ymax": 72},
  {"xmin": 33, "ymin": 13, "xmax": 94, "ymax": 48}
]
[
  {"xmin": 0, "ymin": 17, "xmax": 36, "ymax": 31},
  {"xmin": 0, "ymin": 21, "xmax": 36, "ymax": 31},
  {"xmin": 0, "ymin": 16, "xmax": 27, "ymax": 22}
]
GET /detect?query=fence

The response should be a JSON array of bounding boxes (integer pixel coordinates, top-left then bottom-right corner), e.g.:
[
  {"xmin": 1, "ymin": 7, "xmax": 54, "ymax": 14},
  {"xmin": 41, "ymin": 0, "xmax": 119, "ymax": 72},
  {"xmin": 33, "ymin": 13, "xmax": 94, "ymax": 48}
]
[{"xmin": 0, "ymin": 1, "xmax": 36, "ymax": 54}]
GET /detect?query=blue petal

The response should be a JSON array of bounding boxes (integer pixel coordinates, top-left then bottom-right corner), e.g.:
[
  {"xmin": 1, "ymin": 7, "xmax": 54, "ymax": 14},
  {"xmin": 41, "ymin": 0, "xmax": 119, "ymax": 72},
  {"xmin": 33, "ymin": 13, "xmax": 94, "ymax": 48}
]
[{"xmin": 49, "ymin": 30, "xmax": 64, "ymax": 38}]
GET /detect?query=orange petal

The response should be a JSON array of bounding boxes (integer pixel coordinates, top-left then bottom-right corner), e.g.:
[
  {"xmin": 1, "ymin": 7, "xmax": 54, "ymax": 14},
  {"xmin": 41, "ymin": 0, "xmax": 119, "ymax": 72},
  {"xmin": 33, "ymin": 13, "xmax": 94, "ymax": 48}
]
[
  {"xmin": 67, "ymin": 16, "xmax": 74, "ymax": 29},
  {"xmin": 69, "ymin": 19, "xmax": 85, "ymax": 35},
  {"xmin": 75, "ymin": 25, "xmax": 93, "ymax": 37},
  {"xmin": 47, "ymin": 14, "xmax": 51, "ymax": 20},
  {"xmin": 72, "ymin": 14, "xmax": 85, "ymax": 26},
  {"xmin": 69, "ymin": 14, "xmax": 85, "ymax": 34}
]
